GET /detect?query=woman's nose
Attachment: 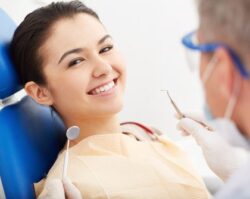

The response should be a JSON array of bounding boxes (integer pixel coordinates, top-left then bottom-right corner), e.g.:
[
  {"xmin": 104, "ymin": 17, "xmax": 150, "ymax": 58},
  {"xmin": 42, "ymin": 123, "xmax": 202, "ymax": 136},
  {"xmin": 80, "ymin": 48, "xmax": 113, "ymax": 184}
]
[{"xmin": 92, "ymin": 56, "xmax": 112, "ymax": 78}]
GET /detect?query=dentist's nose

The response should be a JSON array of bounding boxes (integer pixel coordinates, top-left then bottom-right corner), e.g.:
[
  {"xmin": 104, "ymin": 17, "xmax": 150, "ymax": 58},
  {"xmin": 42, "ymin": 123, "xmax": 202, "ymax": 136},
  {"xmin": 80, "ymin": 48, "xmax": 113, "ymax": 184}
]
[{"xmin": 92, "ymin": 57, "xmax": 112, "ymax": 78}]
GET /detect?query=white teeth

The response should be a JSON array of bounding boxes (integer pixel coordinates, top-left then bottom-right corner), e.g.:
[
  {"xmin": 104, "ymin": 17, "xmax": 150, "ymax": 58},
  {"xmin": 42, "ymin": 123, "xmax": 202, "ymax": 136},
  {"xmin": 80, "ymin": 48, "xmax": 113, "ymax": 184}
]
[
  {"xmin": 104, "ymin": 85, "xmax": 109, "ymax": 91},
  {"xmin": 91, "ymin": 81, "xmax": 115, "ymax": 95}
]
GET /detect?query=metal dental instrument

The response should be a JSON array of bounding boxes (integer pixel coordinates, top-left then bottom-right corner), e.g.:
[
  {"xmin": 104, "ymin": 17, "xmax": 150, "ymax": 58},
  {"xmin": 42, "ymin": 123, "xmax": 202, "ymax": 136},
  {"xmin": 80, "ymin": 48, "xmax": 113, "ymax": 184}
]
[
  {"xmin": 161, "ymin": 90, "xmax": 213, "ymax": 131},
  {"xmin": 62, "ymin": 126, "xmax": 80, "ymax": 179}
]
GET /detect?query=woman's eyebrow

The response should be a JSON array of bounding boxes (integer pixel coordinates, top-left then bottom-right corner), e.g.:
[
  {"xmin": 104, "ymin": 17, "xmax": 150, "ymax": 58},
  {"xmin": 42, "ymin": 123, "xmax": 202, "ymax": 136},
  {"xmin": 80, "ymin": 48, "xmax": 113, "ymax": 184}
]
[
  {"xmin": 58, "ymin": 35, "xmax": 112, "ymax": 64},
  {"xmin": 98, "ymin": 34, "xmax": 112, "ymax": 45}
]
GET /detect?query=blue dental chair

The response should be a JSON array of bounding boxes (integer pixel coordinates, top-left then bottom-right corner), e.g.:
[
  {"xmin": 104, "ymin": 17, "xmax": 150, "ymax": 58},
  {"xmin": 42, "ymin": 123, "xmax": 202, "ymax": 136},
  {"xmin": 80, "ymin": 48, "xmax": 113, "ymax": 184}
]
[{"xmin": 0, "ymin": 9, "xmax": 66, "ymax": 199}]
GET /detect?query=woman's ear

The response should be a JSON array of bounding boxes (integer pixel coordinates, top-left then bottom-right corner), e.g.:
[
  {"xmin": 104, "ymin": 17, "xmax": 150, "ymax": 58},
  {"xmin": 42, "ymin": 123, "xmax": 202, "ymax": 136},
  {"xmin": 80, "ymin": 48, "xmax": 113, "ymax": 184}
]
[
  {"xmin": 24, "ymin": 81, "xmax": 53, "ymax": 106},
  {"xmin": 213, "ymin": 47, "xmax": 236, "ymax": 101}
]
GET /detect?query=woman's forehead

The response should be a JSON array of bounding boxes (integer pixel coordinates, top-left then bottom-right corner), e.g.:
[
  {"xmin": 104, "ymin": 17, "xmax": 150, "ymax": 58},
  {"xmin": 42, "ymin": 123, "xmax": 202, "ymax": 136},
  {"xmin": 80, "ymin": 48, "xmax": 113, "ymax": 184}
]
[
  {"xmin": 40, "ymin": 14, "xmax": 108, "ymax": 63},
  {"xmin": 49, "ymin": 14, "xmax": 106, "ymax": 44}
]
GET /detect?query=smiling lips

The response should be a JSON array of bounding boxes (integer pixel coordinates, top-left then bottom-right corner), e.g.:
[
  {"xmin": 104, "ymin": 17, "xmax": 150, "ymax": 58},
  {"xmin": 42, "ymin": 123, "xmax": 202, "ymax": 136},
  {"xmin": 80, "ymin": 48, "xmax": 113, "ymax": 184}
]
[{"xmin": 88, "ymin": 79, "xmax": 116, "ymax": 95}]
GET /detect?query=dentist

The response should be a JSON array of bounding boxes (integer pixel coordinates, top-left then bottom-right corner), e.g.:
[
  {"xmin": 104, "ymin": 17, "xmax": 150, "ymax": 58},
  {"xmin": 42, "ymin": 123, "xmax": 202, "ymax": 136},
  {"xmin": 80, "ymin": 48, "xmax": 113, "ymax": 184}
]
[{"xmin": 179, "ymin": 0, "xmax": 250, "ymax": 198}]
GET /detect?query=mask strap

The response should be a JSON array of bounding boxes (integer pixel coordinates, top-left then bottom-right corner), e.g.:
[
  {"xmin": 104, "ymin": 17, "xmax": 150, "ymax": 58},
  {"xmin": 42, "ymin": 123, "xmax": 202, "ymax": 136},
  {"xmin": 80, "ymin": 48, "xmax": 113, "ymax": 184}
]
[
  {"xmin": 201, "ymin": 55, "xmax": 218, "ymax": 85},
  {"xmin": 224, "ymin": 74, "xmax": 241, "ymax": 119}
]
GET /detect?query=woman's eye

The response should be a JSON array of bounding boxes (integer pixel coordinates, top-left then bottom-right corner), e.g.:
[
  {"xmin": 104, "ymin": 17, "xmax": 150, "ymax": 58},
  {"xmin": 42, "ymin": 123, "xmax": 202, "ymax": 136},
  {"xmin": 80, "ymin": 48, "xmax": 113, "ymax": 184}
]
[
  {"xmin": 99, "ymin": 45, "xmax": 113, "ymax": 54},
  {"xmin": 68, "ymin": 58, "xmax": 84, "ymax": 67}
]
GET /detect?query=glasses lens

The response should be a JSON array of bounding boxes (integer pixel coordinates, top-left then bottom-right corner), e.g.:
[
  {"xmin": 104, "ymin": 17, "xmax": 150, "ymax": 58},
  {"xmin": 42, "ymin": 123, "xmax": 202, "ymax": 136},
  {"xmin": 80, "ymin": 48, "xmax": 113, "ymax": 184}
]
[{"xmin": 183, "ymin": 32, "xmax": 201, "ymax": 72}]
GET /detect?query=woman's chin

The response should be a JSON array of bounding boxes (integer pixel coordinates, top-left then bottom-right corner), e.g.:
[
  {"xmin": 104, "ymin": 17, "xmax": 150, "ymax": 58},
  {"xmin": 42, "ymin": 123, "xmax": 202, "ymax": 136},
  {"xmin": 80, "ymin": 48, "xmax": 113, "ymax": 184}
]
[{"xmin": 96, "ymin": 101, "xmax": 123, "ymax": 116}]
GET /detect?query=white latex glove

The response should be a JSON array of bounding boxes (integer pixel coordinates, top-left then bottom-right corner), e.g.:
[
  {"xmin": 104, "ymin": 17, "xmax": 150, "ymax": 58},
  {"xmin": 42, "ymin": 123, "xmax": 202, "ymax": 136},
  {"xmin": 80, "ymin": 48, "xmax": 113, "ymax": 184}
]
[
  {"xmin": 177, "ymin": 117, "xmax": 249, "ymax": 181},
  {"xmin": 63, "ymin": 178, "xmax": 82, "ymax": 199},
  {"xmin": 38, "ymin": 178, "xmax": 82, "ymax": 199}
]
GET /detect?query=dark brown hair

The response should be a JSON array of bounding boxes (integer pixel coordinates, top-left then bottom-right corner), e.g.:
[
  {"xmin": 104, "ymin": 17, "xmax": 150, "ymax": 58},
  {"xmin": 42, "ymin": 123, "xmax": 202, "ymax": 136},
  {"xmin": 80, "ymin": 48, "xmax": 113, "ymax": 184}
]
[{"xmin": 10, "ymin": 1, "xmax": 99, "ymax": 85}]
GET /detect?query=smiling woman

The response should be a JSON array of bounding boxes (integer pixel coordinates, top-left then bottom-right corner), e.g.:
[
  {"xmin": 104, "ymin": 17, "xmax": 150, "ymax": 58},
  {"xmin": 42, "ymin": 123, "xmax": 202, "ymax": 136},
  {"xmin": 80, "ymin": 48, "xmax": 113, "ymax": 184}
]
[{"xmin": 10, "ymin": 1, "xmax": 209, "ymax": 198}]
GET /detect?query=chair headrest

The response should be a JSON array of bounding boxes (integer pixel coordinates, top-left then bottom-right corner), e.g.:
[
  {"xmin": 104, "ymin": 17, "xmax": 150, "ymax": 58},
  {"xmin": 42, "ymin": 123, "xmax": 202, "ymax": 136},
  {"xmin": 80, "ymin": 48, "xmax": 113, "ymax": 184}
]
[{"xmin": 0, "ymin": 9, "xmax": 22, "ymax": 99}]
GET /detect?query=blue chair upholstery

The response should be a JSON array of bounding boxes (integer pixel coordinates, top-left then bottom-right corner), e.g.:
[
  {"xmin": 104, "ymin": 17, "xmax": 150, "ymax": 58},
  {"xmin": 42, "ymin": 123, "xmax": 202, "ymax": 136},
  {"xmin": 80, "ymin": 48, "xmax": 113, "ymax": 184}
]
[{"xmin": 0, "ymin": 9, "xmax": 66, "ymax": 199}]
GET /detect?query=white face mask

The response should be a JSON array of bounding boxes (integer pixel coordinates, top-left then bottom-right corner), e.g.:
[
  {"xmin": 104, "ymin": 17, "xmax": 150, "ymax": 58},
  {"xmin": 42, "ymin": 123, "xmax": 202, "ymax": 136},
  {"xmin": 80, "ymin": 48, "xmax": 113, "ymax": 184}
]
[{"xmin": 201, "ymin": 55, "xmax": 249, "ymax": 148}]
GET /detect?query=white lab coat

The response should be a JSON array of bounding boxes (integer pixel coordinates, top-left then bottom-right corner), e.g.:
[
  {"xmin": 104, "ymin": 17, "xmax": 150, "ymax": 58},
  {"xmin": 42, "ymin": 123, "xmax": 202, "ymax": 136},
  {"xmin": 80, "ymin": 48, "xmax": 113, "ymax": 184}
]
[
  {"xmin": 210, "ymin": 118, "xmax": 250, "ymax": 150},
  {"xmin": 209, "ymin": 119, "xmax": 250, "ymax": 198},
  {"xmin": 214, "ymin": 157, "xmax": 250, "ymax": 199}
]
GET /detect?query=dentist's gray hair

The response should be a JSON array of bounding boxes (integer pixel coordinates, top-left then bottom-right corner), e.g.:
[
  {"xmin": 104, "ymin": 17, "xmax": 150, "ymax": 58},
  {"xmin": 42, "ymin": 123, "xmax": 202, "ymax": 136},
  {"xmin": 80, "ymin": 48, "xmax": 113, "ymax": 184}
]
[{"xmin": 197, "ymin": 0, "xmax": 250, "ymax": 65}]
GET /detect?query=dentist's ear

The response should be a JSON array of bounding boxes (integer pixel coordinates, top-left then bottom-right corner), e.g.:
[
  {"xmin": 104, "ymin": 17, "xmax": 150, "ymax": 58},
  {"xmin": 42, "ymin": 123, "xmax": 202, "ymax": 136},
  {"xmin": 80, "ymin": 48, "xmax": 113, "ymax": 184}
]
[
  {"xmin": 24, "ymin": 81, "xmax": 53, "ymax": 106},
  {"xmin": 214, "ymin": 47, "xmax": 237, "ymax": 101}
]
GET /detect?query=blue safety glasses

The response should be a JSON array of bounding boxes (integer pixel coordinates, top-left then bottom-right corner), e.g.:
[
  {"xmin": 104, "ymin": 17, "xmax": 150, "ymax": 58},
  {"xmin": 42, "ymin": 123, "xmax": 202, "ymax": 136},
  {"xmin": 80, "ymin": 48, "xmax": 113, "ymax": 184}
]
[{"xmin": 181, "ymin": 31, "xmax": 250, "ymax": 79}]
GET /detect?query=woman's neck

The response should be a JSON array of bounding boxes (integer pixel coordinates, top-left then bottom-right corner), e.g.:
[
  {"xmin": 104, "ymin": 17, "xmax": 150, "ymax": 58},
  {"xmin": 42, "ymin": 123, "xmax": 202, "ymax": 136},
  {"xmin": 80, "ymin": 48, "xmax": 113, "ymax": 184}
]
[{"xmin": 65, "ymin": 115, "xmax": 122, "ymax": 145}]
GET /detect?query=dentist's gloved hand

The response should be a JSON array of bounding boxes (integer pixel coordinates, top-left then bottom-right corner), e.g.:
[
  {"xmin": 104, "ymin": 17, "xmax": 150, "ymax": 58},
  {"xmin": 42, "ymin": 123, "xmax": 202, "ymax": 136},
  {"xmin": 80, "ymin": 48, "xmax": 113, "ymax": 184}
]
[
  {"xmin": 177, "ymin": 117, "xmax": 249, "ymax": 181},
  {"xmin": 63, "ymin": 178, "xmax": 82, "ymax": 199},
  {"xmin": 38, "ymin": 178, "xmax": 82, "ymax": 199}
]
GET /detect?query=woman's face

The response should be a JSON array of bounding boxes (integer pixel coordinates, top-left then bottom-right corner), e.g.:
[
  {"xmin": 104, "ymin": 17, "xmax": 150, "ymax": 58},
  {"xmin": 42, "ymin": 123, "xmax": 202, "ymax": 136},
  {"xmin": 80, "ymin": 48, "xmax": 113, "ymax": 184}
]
[{"xmin": 39, "ymin": 14, "xmax": 126, "ymax": 122}]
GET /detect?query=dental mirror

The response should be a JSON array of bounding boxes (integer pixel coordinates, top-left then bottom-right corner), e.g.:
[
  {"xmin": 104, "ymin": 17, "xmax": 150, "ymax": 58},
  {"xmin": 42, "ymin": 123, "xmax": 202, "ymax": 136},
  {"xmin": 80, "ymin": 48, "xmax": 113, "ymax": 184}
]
[{"xmin": 62, "ymin": 126, "xmax": 80, "ymax": 179}]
